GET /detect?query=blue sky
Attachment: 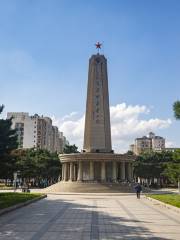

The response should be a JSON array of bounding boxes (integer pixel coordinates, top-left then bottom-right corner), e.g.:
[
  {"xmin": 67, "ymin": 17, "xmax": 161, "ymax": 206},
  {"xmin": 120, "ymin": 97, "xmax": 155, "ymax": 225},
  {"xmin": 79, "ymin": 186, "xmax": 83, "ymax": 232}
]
[{"xmin": 0, "ymin": 0, "xmax": 180, "ymax": 151}]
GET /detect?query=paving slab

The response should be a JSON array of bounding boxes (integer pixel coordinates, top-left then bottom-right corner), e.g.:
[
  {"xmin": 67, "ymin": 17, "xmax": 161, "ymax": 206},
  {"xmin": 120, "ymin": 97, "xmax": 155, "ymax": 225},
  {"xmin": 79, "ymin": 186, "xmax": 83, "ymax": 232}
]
[{"xmin": 0, "ymin": 193, "xmax": 180, "ymax": 240}]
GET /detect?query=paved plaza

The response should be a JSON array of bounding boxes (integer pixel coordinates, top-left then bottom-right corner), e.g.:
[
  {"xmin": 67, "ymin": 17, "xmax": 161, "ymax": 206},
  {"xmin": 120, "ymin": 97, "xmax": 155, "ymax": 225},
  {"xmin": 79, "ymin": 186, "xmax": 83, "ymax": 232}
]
[{"xmin": 0, "ymin": 193, "xmax": 180, "ymax": 240}]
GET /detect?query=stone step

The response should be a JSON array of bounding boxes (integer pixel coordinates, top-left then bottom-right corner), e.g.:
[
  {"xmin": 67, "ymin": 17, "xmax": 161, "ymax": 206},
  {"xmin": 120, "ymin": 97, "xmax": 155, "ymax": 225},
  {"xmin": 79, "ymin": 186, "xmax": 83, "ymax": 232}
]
[{"xmin": 43, "ymin": 181, "xmax": 136, "ymax": 193}]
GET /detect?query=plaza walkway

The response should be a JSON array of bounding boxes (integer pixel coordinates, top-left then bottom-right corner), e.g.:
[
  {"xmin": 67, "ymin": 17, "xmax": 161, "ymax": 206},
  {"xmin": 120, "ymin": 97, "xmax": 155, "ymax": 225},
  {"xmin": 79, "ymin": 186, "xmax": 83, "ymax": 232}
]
[{"xmin": 0, "ymin": 193, "xmax": 180, "ymax": 240}]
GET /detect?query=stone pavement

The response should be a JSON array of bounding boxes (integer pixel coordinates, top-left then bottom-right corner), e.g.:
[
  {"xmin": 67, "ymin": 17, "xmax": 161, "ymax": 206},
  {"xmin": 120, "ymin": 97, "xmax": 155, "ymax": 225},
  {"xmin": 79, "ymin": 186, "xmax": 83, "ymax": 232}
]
[{"xmin": 0, "ymin": 193, "xmax": 180, "ymax": 240}]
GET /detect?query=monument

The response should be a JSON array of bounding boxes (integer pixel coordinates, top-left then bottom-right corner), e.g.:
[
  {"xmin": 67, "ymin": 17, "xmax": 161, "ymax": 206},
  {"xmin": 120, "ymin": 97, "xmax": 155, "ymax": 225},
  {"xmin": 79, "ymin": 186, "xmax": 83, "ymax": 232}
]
[
  {"xmin": 46, "ymin": 43, "xmax": 135, "ymax": 192},
  {"xmin": 83, "ymin": 43, "xmax": 112, "ymax": 154}
]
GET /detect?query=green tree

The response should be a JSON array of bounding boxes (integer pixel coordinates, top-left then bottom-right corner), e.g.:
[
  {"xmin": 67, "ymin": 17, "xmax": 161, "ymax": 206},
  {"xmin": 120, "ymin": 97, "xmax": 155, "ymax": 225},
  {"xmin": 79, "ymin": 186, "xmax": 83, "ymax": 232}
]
[
  {"xmin": 33, "ymin": 149, "xmax": 61, "ymax": 185},
  {"xmin": 173, "ymin": 101, "xmax": 180, "ymax": 119},
  {"xmin": 163, "ymin": 150, "xmax": 180, "ymax": 190},
  {"xmin": 63, "ymin": 144, "xmax": 79, "ymax": 154},
  {"xmin": 126, "ymin": 150, "xmax": 134, "ymax": 155},
  {"xmin": 13, "ymin": 149, "xmax": 36, "ymax": 181},
  {"xmin": 0, "ymin": 105, "xmax": 18, "ymax": 179},
  {"xmin": 163, "ymin": 163, "xmax": 180, "ymax": 184},
  {"xmin": 13, "ymin": 148, "xmax": 61, "ymax": 187},
  {"xmin": 134, "ymin": 151, "xmax": 173, "ymax": 187},
  {"xmin": 172, "ymin": 101, "xmax": 180, "ymax": 191}
]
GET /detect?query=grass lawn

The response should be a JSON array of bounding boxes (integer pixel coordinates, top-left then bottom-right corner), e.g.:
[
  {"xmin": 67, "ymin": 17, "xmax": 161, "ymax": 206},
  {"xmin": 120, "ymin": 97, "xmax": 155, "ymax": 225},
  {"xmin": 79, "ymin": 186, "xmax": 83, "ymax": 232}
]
[
  {"xmin": 147, "ymin": 194, "xmax": 180, "ymax": 208},
  {"xmin": 0, "ymin": 192, "xmax": 44, "ymax": 210}
]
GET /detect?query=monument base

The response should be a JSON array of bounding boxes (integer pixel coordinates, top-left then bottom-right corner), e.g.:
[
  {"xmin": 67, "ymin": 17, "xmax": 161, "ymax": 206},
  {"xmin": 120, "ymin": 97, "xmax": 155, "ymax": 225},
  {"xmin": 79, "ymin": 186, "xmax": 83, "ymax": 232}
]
[
  {"xmin": 43, "ymin": 181, "xmax": 135, "ymax": 193},
  {"xmin": 43, "ymin": 153, "xmax": 138, "ymax": 193},
  {"xmin": 59, "ymin": 153, "xmax": 135, "ymax": 183}
]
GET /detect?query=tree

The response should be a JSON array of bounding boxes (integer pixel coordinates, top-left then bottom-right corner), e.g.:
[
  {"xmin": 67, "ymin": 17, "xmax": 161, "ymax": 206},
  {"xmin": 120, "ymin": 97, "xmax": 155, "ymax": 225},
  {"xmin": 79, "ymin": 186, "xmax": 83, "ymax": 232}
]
[
  {"xmin": 133, "ymin": 151, "xmax": 173, "ymax": 187},
  {"xmin": 63, "ymin": 144, "xmax": 79, "ymax": 154},
  {"xmin": 163, "ymin": 163, "xmax": 180, "ymax": 184},
  {"xmin": 0, "ymin": 105, "xmax": 18, "ymax": 179},
  {"xmin": 172, "ymin": 101, "xmax": 180, "ymax": 192},
  {"xmin": 13, "ymin": 148, "xmax": 61, "ymax": 187},
  {"xmin": 163, "ymin": 150, "xmax": 180, "ymax": 192},
  {"xmin": 126, "ymin": 150, "xmax": 134, "ymax": 155},
  {"xmin": 173, "ymin": 101, "xmax": 180, "ymax": 119}
]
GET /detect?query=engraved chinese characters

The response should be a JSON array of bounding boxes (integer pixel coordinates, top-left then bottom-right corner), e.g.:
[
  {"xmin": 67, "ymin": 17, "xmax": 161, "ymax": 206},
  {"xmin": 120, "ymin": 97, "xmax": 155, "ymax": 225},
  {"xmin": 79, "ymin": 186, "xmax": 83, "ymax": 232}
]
[{"xmin": 83, "ymin": 54, "xmax": 112, "ymax": 152}]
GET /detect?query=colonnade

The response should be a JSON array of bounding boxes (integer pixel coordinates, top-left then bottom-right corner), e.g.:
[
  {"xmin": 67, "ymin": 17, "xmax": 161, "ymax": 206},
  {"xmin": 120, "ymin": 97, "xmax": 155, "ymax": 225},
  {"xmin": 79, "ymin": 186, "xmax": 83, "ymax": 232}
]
[{"xmin": 61, "ymin": 161, "xmax": 133, "ymax": 182}]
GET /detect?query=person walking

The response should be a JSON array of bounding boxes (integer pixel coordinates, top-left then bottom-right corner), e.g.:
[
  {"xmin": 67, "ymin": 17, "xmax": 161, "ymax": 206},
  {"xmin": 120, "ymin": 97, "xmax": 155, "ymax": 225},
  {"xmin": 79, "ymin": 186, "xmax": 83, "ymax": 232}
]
[{"xmin": 134, "ymin": 183, "xmax": 142, "ymax": 199}]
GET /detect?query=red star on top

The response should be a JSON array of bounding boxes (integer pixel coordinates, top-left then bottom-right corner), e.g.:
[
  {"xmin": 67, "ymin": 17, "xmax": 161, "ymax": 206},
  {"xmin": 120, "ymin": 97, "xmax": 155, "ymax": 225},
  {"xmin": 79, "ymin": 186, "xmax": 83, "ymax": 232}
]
[{"xmin": 95, "ymin": 42, "xmax": 102, "ymax": 49}]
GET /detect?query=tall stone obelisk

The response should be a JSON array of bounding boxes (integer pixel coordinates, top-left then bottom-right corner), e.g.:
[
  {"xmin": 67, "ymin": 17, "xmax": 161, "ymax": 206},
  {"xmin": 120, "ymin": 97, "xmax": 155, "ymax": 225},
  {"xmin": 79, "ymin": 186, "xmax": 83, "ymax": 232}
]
[
  {"xmin": 83, "ymin": 47, "xmax": 112, "ymax": 153},
  {"xmin": 47, "ymin": 43, "xmax": 135, "ymax": 192}
]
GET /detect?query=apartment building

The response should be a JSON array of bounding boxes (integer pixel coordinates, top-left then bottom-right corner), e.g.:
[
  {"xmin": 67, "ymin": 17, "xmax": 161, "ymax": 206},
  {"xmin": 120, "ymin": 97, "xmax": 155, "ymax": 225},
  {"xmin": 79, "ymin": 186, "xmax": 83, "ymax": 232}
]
[
  {"xmin": 130, "ymin": 132, "xmax": 165, "ymax": 155},
  {"xmin": 7, "ymin": 112, "xmax": 68, "ymax": 153}
]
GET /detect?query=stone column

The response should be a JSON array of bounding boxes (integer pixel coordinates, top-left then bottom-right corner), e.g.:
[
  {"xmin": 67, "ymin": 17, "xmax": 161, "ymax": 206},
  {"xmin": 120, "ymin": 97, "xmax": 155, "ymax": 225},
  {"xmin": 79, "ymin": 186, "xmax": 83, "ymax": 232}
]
[
  {"xmin": 69, "ymin": 162, "xmax": 74, "ymax": 181},
  {"xmin": 64, "ymin": 163, "xmax": 68, "ymax": 181},
  {"xmin": 132, "ymin": 164, "xmax": 134, "ymax": 181},
  {"xmin": 112, "ymin": 161, "xmax": 117, "ymax": 182},
  {"xmin": 77, "ymin": 161, "xmax": 83, "ymax": 181},
  {"xmin": 101, "ymin": 161, "xmax": 106, "ymax": 181},
  {"xmin": 127, "ymin": 162, "xmax": 132, "ymax": 182},
  {"xmin": 68, "ymin": 163, "xmax": 70, "ymax": 180},
  {"xmin": 90, "ymin": 161, "xmax": 94, "ymax": 181},
  {"xmin": 120, "ymin": 162, "xmax": 125, "ymax": 181},
  {"xmin": 61, "ymin": 164, "xmax": 64, "ymax": 181},
  {"xmin": 73, "ymin": 164, "xmax": 76, "ymax": 181}
]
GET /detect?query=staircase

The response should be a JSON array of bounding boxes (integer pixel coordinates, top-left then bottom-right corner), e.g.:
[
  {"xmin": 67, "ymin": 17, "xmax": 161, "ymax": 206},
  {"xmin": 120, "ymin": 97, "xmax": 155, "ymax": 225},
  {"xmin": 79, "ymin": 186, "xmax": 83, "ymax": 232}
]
[{"xmin": 43, "ymin": 181, "xmax": 137, "ymax": 193}]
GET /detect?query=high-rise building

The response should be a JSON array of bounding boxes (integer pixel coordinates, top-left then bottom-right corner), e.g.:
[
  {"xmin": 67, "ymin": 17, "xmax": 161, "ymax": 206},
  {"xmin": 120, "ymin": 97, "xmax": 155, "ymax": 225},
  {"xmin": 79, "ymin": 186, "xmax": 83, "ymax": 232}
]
[
  {"xmin": 130, "ymin": 132, "xmax": 165, "ymax": 155},
  {"xmin": 43, "ymin": 117, "xmax": 53, "ymax": 152},
  {"xmin": 37, "ymin": 117, "xmax": 46, "ymax": 149},
  {"xmin": 7, "ymin": 112, "xmax": 68, "ymax": 153},
  {"xmin": 56, "ymin": 132, "xmax": 69, "ymax": 153}
]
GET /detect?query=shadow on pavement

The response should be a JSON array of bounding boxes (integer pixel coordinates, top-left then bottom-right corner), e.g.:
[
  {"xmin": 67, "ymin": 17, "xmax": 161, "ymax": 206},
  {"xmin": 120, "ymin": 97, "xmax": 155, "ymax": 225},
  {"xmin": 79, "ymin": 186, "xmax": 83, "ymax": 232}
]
[{"xmin": 0, "ymin": 196, "xmax": 173, "ymax": 240}]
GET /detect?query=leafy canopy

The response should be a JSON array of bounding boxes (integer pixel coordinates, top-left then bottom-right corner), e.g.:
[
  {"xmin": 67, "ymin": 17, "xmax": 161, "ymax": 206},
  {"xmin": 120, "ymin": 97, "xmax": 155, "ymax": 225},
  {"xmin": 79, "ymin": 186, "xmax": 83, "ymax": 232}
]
[
  {"xmin": 63, "ymin": 144, "xmax": 79, "ymax": 154},
  {"xmin": 134, "ymin": 150, "xmax": 180, "ymax": 184},
  {"xmin": 0, "ymin": 105, "xmax": 18, "ymax": 179},
  {"xmin": 173, "ymin": 101, "xmax": 180, "ymax": 120},
  {"xmin": 12, "ymin": 148, "xmax": 61, "ymax": 181}
]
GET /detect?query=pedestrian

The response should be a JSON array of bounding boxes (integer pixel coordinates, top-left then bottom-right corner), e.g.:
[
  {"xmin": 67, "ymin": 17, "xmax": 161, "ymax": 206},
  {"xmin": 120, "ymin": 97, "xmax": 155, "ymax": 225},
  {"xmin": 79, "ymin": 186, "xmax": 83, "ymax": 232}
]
[{"xmin": 134, "ymin": 183, "xmax": 142, "ymax": 199}]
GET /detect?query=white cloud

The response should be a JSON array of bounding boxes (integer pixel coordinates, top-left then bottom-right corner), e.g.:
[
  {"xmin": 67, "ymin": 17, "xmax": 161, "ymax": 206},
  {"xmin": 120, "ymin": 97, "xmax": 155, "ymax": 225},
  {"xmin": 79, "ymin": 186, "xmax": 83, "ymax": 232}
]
[
  {"xmin": 61, "ymin": 112, "xmax": 78, "ymax": 121},
  {"xmin": 166, "ymin": 141, "xmax": 176, "ymax": 148},
  {"xmin": 52, "ymin": 103, "xmax": 172, "ymax": 153},
  {"xmin": 51, "ymin": 114, "xmax": 84, "ymax": 147}
]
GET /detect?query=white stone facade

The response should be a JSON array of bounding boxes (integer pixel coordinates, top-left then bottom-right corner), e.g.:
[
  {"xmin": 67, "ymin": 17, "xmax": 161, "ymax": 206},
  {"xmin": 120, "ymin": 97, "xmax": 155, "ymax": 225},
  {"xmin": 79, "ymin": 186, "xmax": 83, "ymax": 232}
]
[{"xmin": 7, "ymin": 112, "xmax": 68, "ymax": 153}]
